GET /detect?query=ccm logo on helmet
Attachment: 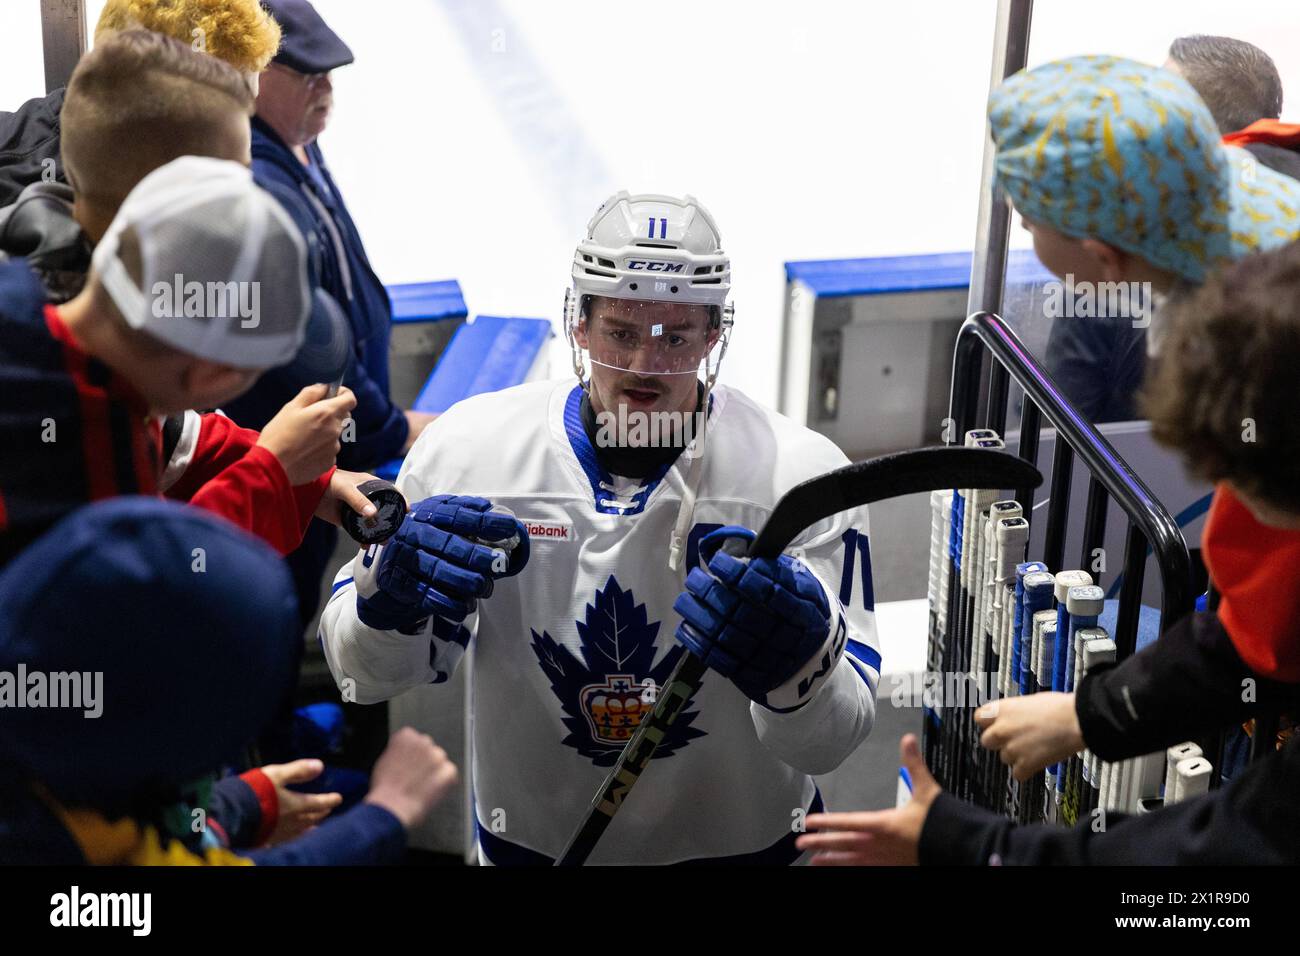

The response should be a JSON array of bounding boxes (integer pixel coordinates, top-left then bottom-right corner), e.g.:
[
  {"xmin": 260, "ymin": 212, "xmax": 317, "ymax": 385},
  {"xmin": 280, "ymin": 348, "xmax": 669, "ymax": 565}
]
[
  {"xmin": 627, "ymin": 260, "xmax": 684, "ymax": 273},
  {"xmin": 522, "ymin": 520, "xmax": 576, "ymax": 542}
]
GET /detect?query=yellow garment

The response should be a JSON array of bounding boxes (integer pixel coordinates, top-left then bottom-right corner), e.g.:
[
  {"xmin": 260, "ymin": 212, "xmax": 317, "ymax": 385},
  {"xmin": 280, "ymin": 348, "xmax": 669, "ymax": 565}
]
[{"xmin": 51, "ymin": 801, "xmax": 253, "ymax": 867}]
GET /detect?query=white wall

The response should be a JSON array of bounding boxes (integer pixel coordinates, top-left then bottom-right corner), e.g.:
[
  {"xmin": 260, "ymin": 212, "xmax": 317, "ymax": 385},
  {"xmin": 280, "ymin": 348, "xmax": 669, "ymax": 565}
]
[
  {"xmin": 5, "ymin": 0, "xmax": 1300, "ymax": 405},
  {"xmin": 307, "ymin": 0, "xmax": 1300, "ymax": 405},
  {"xmin": 308, "ymin": 0, "xmax": 999, "ymax": 404},
  {"xmin": 0, "ymin": 2, "xmax": 47, "ymax": 105}
]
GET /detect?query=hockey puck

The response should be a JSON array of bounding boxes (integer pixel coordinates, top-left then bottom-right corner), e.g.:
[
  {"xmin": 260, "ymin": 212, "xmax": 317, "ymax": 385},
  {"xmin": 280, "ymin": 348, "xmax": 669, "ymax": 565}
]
[{"xmin": 341, "ymin": 479, "xmax": 408, "ymax": 545}]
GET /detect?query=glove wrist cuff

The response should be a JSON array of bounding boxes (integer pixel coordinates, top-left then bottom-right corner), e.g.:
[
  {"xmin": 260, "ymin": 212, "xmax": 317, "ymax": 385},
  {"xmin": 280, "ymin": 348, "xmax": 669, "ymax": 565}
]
[{"xmin": 759, "ymin": 607, "xmax": 846, "ymax": 712}]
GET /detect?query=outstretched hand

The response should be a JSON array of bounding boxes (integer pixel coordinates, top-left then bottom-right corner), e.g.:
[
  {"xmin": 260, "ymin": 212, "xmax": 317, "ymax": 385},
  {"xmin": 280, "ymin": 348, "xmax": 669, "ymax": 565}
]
[
  {"xmin": 260, "ymin": 759, "xmax": 344, "ymax": 846},
  {"xmin": 796, "ymin": 734, "xmax": 941, "ymax": 865},
  {"xmin": 974, "ymin": 692, "xmax": 1084, "ymax": 781}
]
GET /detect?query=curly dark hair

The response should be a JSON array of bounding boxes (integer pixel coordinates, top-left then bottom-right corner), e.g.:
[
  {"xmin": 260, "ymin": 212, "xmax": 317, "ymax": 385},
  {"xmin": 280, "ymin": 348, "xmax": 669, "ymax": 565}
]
[{"xmin": 1141, "ymin": 241, "xmax": 1300, "ymax": 513}]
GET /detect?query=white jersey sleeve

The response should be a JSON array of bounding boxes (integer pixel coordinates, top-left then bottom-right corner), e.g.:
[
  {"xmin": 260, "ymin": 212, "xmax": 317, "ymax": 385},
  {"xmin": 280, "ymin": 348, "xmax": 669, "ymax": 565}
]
[
  {"xmin": 318, "ymin": 419, "xmax": 476, "ymax": 705},
  {"xmin": 747, "ymin": 500, "xmax": 881, "ymax": 776}
]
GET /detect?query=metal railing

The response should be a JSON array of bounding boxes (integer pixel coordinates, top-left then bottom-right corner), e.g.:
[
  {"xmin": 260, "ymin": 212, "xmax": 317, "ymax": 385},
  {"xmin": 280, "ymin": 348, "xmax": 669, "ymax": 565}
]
[
  {"xmin": 952, "ymin": 312, "xmax": 1194, "ymax": 654},
  {"xmin": 925, "ymin": 311, "xmax": 1197, "ymax": 821}
]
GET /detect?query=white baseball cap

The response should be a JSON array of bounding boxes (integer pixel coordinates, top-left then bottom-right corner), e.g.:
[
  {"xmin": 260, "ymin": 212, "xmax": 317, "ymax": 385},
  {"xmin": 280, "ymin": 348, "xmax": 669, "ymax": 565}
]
[{"xmin": 91, "ymin": 155, "xmax": 311, "ymax": 369}]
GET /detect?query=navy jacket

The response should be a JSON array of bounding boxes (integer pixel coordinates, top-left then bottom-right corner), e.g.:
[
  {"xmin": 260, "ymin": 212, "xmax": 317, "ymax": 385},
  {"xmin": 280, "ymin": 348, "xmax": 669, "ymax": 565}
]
[
  {"xmin": 0, "ymin": 782, "xmax": 406, "ymax": 865},
  {"xmin": 1043, "ymin": 313, "xmax": 1146, "ymax": 424},
  {"xmin": 0, "ymin": 259, "xmax": 158, "ymax": 569},
  {"xmin": 224, "ymin": 117, "xmax": 408, "ymax": 470},
  {"xmin": 208, "ymin": 773, "xmax": 406, "ymax": 865}
]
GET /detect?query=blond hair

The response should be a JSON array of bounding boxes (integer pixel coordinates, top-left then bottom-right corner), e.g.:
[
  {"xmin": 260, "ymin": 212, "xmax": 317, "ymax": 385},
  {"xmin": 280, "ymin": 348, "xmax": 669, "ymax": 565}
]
[{"xmin": 95, "ymin": 0, "xmax": 282, "ymax": 74}]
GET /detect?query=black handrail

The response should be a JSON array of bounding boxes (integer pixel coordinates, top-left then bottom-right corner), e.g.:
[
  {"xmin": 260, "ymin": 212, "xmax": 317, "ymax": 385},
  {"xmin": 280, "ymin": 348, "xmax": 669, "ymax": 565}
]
[{"xmin": 950, "ymin": 311, "xmax": 1194, "ymax": 652}]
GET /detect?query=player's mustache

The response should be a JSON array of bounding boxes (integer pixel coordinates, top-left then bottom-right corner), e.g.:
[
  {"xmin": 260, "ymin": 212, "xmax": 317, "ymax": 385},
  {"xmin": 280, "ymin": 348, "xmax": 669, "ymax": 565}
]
[{"xmin": 618, "ymin": 377, "xmax": 664, "ymax": 394}]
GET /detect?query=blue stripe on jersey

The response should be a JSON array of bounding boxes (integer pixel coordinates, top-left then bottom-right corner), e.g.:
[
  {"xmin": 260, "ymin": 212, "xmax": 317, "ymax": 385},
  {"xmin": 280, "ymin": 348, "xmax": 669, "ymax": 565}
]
[
  {"xmin": 563, "ymin": 384, "xmax": 673, "ymax": 516},
  {"xmin": 846, "ymin": 637, "xmax": 882, "ymax": 675},
  {"xmin": 476, "ymin": 787, "xmax": 824, "ymax": 865}
]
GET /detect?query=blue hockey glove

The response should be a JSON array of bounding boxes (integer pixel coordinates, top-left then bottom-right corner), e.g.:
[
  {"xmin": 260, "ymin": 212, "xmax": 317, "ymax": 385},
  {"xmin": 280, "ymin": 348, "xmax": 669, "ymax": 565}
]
[
  {"xmin": 672, "ymin": 525, "xmax": 839, "ymax": 710},
  {"xmin": 356, "ymin": 495, "xmax": 530, "ymax": 631}
]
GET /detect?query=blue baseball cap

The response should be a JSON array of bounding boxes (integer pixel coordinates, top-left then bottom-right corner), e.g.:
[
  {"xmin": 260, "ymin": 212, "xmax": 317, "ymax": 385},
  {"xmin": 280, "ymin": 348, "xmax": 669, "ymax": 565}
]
[
  {"xmin": 0, "ymin": 498, "xmax": 300, "ymax": 807},
  {"xmin": 989, "ymin": 55, "xmax": 1300, "ymax": 283},
  {"xmin": 262, "ymin": 0, "xmax": 354, "ymax": 74}
]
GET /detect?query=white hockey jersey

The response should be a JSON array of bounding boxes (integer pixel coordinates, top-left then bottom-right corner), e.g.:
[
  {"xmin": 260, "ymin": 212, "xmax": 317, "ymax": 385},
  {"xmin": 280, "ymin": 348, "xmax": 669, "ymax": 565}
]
[{"xmin": 320, "ymin": 380, "xmax": 881, "ymax": 864}]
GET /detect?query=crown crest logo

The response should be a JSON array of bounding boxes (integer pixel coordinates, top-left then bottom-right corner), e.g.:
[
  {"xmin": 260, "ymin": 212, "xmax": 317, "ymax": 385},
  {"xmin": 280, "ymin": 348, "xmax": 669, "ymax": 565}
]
[
  {"xmin": 580, "ymin": 674, "xmax": 655, "ymax": 743},
  {"xmin": 531, "ymin": 575, "xmax": 705, "ymax": 766}
]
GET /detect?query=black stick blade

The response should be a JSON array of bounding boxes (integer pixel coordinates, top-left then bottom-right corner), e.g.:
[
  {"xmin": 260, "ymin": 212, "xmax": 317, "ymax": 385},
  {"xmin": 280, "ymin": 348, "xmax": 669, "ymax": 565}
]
[{"xmin": 752, "ymin": 446, "xmax": 1042, "ymax": 559}]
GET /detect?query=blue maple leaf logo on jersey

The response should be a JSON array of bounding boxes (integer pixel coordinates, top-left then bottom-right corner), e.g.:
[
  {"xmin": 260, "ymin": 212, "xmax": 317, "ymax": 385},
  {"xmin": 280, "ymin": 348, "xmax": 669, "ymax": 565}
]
[{"xmin": 530, "ymin": 575, "xmax": 706, "ymax": 766}]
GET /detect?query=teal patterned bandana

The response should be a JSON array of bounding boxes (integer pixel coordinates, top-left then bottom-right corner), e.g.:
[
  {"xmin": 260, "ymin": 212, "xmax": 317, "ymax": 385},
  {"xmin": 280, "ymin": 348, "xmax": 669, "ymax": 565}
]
[{"xmin": 989, "ymin": 55, "xmax": 1300, "ymax": 283}]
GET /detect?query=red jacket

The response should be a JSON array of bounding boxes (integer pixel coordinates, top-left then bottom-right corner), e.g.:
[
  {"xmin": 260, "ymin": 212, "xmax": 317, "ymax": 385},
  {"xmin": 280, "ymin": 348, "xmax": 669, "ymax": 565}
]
[
  {"xmin": 1203, "ymin": 483, "xmax": 1300, "ymax": 682},
  {"xmin": 160, "ymin": 406, "xmax": 330, "ymax": 556}
]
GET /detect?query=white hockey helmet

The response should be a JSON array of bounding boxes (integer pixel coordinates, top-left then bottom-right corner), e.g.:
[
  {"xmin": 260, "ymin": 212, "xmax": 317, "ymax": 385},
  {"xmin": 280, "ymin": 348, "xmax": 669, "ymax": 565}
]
[
  {"xmin": 565, "ymin": 191, "xmax": 734, "ymax": 380},
  {"xmin": 572, "ymin": 191, "xmax": 731, "ymax": 306}
]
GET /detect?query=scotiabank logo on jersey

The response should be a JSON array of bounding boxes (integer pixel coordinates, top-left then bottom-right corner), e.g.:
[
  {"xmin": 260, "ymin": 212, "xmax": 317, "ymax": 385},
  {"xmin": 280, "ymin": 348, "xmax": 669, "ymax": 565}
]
[
  {"xmin": 529, "ymin": 575, "xmax": 706, "ymax": 766},
  {"xmin": 520, "ymin": 519, "xmax": 575, "ymax": 542}
]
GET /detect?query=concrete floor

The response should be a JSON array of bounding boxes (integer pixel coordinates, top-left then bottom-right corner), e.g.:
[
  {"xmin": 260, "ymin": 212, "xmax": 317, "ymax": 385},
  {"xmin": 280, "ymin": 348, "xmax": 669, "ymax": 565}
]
[{"xmin": 817, "ymin": 683, "xmax": 924, "ymax": 812}]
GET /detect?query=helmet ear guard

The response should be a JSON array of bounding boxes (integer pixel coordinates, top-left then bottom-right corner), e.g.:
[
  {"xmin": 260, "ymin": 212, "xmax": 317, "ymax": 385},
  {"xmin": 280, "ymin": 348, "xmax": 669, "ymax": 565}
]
[
  {"xmin": 563, "ymin": 287, "xmax": 587, "ymax": 384},
  {"xmin": 705, "ymin": 302, "xmax": 734, "ymax": 390}
]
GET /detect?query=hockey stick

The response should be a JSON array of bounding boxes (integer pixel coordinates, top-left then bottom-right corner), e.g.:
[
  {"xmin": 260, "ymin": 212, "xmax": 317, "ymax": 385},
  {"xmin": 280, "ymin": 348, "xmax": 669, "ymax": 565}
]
[{"xmin": 553, "ymin": 445, "xmax": 1043, "ymax": 865}]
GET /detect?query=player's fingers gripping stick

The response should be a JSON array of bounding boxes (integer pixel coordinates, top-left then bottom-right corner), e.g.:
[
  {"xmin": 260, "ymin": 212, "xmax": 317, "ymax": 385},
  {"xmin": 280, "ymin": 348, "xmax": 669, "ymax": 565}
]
[{"xmin": 672, "ymin": 525, "xmax": 831, "ymax": 705}]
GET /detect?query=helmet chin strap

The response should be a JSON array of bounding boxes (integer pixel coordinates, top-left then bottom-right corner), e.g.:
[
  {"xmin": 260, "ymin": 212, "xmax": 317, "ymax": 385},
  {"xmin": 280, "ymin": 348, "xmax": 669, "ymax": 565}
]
[
  {"xmin": 667, "ymin": 409, "xmax": 707, "ymax": 572},
  {"xmin": 667, "ymin": 306, "xmax": 733, "ymax": 572}
]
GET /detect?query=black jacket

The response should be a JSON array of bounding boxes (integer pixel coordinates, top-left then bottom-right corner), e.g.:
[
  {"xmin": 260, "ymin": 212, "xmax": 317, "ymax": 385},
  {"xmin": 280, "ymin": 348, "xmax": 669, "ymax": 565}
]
[
  {"xmin": 1245, "ymin": 142, "xmax": 1300, "ymax": 182},
  {"xmin": 0, "ymin": 180, "xmax": 90, "ymax": 303},
  {"xmin": 919, "ymin": 612, "xmax": 1300, "ymax": 864},
  {"xmin": 1076, "ymin": 611, "xmax": 1300, "ymax": 761},
  {"xmin": 919, "ymin": 734, "xmax": 1299, "ymax": 864},
  {"xmin": 0, "ymin": 89, "xmax": 66, "ymax": 209}
]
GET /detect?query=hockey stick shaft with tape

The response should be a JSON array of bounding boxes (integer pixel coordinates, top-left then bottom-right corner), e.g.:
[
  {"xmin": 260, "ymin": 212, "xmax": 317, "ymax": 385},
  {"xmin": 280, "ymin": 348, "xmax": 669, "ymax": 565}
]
[{"xmin": 553, "ymin": 446, "xmax": 1043, "ymax": 865}]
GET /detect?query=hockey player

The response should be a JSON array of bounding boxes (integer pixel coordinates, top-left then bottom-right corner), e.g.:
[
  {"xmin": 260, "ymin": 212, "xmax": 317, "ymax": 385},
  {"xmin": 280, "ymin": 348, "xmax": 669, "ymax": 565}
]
[{"xmin": 321, "ymin": 192, "xmax": 881, "ymax": 864}]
